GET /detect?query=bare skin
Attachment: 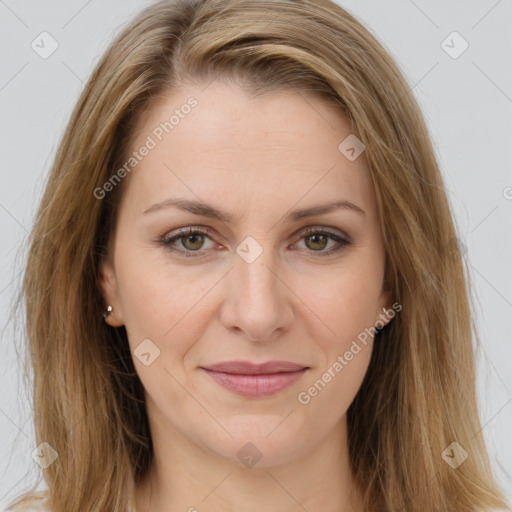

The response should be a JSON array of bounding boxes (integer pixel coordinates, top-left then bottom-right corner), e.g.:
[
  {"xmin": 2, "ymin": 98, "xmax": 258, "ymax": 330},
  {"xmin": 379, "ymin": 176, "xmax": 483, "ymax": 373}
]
[{"xmin": 100, "ymin": 79, "xmax": 392, "ymax": 512}]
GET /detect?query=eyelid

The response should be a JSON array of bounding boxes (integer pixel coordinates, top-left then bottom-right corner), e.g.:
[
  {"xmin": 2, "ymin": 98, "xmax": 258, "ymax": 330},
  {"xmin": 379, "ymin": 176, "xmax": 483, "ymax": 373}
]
[
  {"xmin": 298, "ymin": 226, "xmax": 350, "ymax": 243},
  {"xmin": 160, "ymin": 225, "xmax": 216, "ymax": 243}
]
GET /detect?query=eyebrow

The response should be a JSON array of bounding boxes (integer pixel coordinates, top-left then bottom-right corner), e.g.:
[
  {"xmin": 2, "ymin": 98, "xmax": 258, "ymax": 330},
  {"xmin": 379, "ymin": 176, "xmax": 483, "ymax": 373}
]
[{"xmin": 143, "ymin": 198, "xmax": 366, "ymax": 222}]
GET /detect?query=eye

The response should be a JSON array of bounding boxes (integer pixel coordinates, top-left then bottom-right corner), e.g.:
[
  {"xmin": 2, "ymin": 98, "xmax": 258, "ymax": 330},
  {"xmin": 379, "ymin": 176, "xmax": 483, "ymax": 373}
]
[
  {"xmin": 292, "ymin": 227, "xmax": 351, "ymax": 257},
  {"xmin": 159, "ymin": 226, "xmax": 351, "ymax": 258},
  {"xmin": 160, "ymin": 227, "xmax": 217, "ymax": 257}
]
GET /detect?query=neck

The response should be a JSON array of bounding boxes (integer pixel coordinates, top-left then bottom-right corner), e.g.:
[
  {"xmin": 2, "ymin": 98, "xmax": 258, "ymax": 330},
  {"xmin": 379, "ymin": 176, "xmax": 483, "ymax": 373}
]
[{"xmin": 134, "ymin": 409, "xmax": 363, "ymax": 512}]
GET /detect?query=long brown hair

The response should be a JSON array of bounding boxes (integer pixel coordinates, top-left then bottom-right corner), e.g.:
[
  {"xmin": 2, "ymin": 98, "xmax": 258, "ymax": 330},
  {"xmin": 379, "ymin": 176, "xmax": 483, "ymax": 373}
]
[{"xmin": 10, "ymin": 0, "xmax": 507, "ymax": 510}]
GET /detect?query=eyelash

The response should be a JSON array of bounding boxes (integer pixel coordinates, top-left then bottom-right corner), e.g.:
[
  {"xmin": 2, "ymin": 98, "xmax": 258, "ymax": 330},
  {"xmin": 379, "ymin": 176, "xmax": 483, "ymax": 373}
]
[{"xmin": 159, "ymin": 226, "xmax": 351, "ymax": 258}]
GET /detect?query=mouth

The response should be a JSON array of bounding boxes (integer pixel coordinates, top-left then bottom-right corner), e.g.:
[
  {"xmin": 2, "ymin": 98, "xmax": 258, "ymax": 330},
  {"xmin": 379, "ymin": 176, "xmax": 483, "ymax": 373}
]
[{"xmin": 200, "ymin": 361, "xmax": 310, "ymax": 397}]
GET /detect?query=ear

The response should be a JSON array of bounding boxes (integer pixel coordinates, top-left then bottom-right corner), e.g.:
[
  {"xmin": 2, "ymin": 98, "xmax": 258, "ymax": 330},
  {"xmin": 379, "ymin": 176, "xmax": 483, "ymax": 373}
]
[
  {"xmin": 98, "ymin": 256, "xmax": 125, "ymax": 327},
  {"xmin": 375, "ymin": 271, "xmax": 395, "ymax": 329}
]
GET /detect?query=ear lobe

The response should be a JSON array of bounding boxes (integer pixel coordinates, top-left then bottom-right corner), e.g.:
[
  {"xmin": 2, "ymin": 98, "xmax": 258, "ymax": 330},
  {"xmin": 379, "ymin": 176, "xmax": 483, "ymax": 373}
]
[
  {"xmin": 376, "ymin": 280, "xmax": 394, "ymax": 328},
  {"xmin": 375, "ymin": 307, "xmax": 392, "ymax": 329},
  {"xmin": 98, "ymin": 257, "xmax": 124, "ymax": 327}
]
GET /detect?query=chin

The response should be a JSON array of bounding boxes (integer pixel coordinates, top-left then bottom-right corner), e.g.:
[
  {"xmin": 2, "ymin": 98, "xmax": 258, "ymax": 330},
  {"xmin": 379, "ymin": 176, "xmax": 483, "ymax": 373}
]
[{"xmin": 200, "ymin": 414, "xmax": 315, "ymax": 468}]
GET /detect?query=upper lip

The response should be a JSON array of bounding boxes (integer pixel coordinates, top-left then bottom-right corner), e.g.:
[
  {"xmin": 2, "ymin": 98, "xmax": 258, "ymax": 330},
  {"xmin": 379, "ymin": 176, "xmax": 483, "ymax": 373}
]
[{"xmin": 201, "ymin": 361, "xmax": 309, "ymax": 375}]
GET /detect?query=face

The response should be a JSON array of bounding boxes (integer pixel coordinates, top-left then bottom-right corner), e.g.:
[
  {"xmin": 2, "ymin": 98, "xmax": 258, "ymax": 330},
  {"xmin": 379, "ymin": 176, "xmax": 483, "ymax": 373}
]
[{"xmin": 100, "ymin": 80, "xmax": 392, "ymax": 467}]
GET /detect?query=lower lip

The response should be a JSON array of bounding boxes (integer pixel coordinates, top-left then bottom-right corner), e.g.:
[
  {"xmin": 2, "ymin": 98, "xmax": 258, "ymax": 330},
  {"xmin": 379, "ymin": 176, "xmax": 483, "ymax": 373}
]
[{"xmin": 202, "ymin": 368, "xmax": 308, "ymax": 397}]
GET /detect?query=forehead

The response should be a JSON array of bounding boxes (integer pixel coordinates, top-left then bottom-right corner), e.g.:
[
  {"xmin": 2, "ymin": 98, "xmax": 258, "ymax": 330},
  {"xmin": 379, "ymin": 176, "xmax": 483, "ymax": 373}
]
[{"xmin": 120, "ymin": 80, "xmax": 375, "ymax": 218}]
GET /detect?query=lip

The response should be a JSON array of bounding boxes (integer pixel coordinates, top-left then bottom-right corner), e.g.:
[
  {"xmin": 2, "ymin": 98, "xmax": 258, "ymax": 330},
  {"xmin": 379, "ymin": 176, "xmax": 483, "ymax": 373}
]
[{"xmin": 200, "ymin": 361, "xmax": 309, "ymax": 397}]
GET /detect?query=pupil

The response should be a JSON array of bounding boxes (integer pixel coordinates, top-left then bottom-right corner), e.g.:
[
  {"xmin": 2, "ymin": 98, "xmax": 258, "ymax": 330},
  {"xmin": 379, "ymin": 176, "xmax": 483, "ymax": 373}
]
[
  {"xmin": 307, "ymin": 234, "xmax": 327, "ymax": 250},
  {"xmin": 185, "ymin": 234, "xmax": 203, "ymax": 250}
]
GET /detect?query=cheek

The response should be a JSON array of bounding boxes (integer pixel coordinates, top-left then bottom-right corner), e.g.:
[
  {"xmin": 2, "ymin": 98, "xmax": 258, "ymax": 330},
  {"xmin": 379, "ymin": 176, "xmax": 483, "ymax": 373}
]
[
  {"xmin": 297, "ymin": 341, "xmax": 373, "ymax": 432},
  {"xmin": 296, "ymin": 282, "xmax": 375, "ymax": 420},
  {"xmin": 289, "ymin": 258, "xmax": 382, "ymax": 410},
  {"xmin": 292, "ymin": 261, "xmax": 383, "ymax": 347},
  {"xmin": 115, "ymin": 249, "xmax": 218, "ymax": 355}
]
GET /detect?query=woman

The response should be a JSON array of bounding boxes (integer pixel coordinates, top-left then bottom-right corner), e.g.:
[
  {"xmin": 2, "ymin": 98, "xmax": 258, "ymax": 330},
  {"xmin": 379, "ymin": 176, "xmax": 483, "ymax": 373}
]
[{"xmin": 9, "ymin": 0, "xmax": 507, "ymax": 510}]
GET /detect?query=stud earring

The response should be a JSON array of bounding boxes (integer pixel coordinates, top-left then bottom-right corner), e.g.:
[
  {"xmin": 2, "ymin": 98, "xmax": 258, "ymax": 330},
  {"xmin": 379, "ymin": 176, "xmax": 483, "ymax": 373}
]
[{"xmin": 103, "ymin": 305, "xmax": 113, "ymax": 320}]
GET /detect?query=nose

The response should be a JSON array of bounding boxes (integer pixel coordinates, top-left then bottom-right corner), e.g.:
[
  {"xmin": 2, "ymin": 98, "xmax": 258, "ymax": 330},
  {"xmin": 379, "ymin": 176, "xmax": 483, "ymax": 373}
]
[{"xmin": 219, "ymin": 243, "xmax": 294, "ymax": 342}]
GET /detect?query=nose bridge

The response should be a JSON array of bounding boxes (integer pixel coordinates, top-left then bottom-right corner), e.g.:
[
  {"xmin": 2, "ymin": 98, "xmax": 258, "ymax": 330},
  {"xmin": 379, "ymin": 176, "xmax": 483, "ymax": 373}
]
[
  {"xmin": 236, "ymin": 238, "xmax": 280, "ymax": 309},
  {"xmin": 222, "ymin": 236, "xmax": 291, "ymax": 341},
  {"xmin": 239, "ymin": 252, "xmax": 276, "ymax": 301}
]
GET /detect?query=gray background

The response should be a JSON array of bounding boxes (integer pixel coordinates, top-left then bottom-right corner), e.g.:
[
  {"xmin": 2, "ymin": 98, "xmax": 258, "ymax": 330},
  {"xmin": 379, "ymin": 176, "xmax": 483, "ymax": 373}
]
[{"xmin": 1, "ymin": 0, "xmax": 511, "ymax": 508}]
